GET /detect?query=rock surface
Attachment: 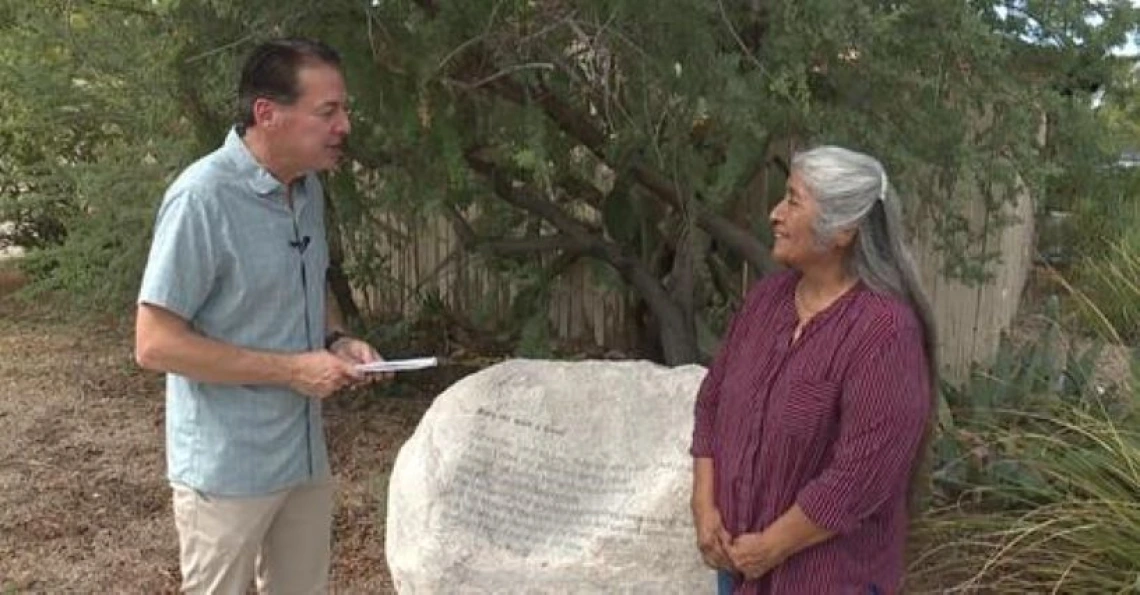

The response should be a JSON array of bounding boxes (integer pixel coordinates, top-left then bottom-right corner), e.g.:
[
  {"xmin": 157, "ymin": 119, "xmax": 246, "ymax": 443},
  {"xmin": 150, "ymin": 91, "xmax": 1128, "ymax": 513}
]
[{"xmin": 385, "ymin": 359, "xmax": 713, "ymax": 593}]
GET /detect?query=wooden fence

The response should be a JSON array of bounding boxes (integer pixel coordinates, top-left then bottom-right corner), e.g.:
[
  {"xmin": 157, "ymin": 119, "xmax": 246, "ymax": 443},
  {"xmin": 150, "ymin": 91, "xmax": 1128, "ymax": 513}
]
[
  {"xmin": 911, "ymin": 178, "xmax": 1035, "ymax": 384},
  {"xmin": 354, "ymin": 177, "xmax": 1035, "ymax": 385},
  {"xmin": 354, "ymin": 212, "xmax": 635, "ymax": 351}
]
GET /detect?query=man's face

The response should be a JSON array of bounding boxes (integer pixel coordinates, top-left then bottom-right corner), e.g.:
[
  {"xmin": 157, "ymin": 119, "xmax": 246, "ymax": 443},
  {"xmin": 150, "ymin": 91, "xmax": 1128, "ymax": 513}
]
[{"xmin": 269, "ymin": 64, "xmax": 351, "ymax": 175}]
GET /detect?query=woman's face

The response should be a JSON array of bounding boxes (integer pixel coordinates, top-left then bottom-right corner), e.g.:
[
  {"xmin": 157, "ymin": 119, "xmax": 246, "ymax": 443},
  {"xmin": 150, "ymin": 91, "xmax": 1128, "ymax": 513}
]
[{"xmin": 769, "ymin": 169, "xmax": 826, "ymax": 268}]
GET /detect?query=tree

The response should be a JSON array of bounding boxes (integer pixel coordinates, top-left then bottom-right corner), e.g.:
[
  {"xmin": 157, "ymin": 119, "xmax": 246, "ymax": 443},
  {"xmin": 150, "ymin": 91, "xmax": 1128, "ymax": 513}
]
[
  {"xmin": 314, "ymin": 0, "xmax": 1136, "ymax": 363},
  {"xmin": 4, "ymin": 0, "xmax": 1138, "ymax": 364},
  {"xmin": 0, "ymin": 0, "xmax": 196, "ymax": 306}
]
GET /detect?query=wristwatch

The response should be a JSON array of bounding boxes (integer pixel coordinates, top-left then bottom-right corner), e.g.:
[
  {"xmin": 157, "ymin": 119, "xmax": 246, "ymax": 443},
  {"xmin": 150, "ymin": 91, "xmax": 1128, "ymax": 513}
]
[{"xmin": 324, "ymin": 330, "xmax": 350, "ymax": 351}]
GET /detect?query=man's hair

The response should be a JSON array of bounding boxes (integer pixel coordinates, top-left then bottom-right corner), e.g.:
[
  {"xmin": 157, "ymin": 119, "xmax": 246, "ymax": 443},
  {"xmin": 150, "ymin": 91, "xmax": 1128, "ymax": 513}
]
[{"xmin": 237, "ymin": 38, "xmax": 342, "ymax": 130}]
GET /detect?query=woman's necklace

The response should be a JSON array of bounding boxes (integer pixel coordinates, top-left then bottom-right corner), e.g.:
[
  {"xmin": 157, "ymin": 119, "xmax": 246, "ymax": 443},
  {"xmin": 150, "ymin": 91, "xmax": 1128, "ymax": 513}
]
[
  {"xmin": 793, "ymin": 278, "xmax": 857, "ymax": 342},
  {"xmin": 792, "ymin": 286, "xmax": 814, "ymax": 343},
  {"xmin": 794, "ymin": 284, "xmax": 828, "ymax": 324}
]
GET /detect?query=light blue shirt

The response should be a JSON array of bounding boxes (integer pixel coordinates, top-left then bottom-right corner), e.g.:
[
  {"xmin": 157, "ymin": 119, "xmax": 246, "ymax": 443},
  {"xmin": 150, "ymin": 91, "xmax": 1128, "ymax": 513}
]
[{"xmin": 139, "ymin": 128, "xmax": 330, "ymax": 496}]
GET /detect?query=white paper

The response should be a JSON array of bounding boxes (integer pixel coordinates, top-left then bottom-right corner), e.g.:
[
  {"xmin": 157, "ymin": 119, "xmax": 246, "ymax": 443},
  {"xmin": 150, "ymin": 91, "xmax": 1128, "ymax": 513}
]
[{"xmin": 355, "ymin": 357, "xmax": 439, "ymax": 374}]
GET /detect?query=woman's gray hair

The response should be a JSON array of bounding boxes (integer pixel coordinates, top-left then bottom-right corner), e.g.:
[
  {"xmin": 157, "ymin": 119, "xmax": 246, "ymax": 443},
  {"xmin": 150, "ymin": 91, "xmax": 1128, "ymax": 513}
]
[
  {"xmin": 791, "ymin": 146, "xmax": 938, "ymax": 385},
  {"xmin": 792, "ymin": 144, "xmax": 939, "ymax": 511}
]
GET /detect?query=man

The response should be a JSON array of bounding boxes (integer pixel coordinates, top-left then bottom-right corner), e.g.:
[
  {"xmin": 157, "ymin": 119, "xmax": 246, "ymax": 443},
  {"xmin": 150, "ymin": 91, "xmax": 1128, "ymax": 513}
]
[{"xmin": 136, "ymin": 38, "xmax": 383, "ymax": 593}]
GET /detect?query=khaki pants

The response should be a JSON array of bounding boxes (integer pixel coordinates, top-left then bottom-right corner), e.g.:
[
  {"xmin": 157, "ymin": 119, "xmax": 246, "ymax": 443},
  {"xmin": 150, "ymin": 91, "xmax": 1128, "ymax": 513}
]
[{"xmin": 172, "ymin": 481, "xmax": 334, "ymax": 595}]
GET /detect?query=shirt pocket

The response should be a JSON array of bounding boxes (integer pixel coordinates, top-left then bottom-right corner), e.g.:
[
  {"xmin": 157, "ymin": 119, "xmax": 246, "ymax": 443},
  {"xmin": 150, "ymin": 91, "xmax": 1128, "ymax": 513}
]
[{"xmin": 778, "ymin": 379, "xmax": 841, "ymax": 439}]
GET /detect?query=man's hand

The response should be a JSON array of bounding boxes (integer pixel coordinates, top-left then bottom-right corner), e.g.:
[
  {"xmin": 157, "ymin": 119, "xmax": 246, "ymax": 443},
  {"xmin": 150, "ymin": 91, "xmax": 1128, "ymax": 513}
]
[
  {"xmin": 328, "ymin": 336, "xmax": 393, "ymax": 384},
  {"xmin": 288, "ymin": 350, "xmax": 361, "ymax": 399},
  {"xmin": 726, "ymin": 532, "xmax": 786, "ymax": 581},
  {"xmin": 693, "ymin": 499, "xmax": 734, "ymax": 571}
]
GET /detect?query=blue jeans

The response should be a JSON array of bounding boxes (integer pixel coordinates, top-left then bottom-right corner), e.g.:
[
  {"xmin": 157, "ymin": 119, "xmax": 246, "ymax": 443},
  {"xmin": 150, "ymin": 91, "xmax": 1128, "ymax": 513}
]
[
  {"xmin": 717, "ymin": 570, "xmax": 735, "ymax": 594},
  {"xmin": 718, "ymin": 571, "xmax": 884, "ymax": 594}
]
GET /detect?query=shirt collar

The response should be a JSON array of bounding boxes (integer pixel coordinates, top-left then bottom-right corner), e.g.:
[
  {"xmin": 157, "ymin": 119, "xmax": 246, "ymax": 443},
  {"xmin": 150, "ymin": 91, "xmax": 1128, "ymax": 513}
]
[
  {"xmin": 782, "ymin": 271, "xmax": 866, "ymax": 330},
  {"xmin": 222, "ymin": 127, "xmax": 310, "ymax": 198}
]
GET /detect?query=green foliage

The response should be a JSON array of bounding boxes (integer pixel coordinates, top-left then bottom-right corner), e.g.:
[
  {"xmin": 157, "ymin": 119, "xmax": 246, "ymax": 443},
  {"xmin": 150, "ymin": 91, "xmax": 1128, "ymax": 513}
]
[
  {"xmin": 1049, "ymin": 51, "xmax": 1140, "ymax": 343},
  {"xmin": 1068, "ymin": 237, "xmax": 1140, "ymax": 345},
  {"xmin": 516, "ymin": 313, "xmax": 555, "ymax": 359},
  {"xmin": 0, "ymin": 0, "xmax": 197, "ymax": 311},
  {"xmin": 934, "ymin": 324, "xmax": 1118, "ymax": 503},
  {"xmin": 915, "ymin": 397, "xmax": 1140, "ymax": 592},
  {"xmin": 916, "ymin": 240, "xmax": 1140, "ymax": 592},
  {"xmin": 1058, "ymin": 162, "xmax": 1140, "ymax": 345},
  {"xmin": 331, "ymin": 0, "xmax": 1139, "ymax": 357},
  {"xmin": 3, "ymin": 0, "xmax": 1139, "ymax": 361}
]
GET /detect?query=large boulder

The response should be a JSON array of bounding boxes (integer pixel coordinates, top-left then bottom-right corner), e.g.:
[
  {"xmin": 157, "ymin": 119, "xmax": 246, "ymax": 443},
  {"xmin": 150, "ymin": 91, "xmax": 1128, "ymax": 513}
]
[{"xmin": 385, "ymin": 359, "xmax": 712, "ymax": 593}]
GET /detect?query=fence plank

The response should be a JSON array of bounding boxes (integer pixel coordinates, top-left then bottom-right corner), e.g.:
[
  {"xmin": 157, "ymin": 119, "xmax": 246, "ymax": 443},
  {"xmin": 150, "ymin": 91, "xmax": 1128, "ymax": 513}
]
[{"xmin": 356, "ymin": 184, "xmax": 1032, "ymax": 382}]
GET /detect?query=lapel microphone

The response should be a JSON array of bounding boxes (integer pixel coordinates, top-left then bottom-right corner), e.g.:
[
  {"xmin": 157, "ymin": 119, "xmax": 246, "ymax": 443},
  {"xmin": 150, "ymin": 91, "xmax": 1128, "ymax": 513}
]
[{"xmin": 289, "ymin": 236, "xmax": 311, "ymax": 254}]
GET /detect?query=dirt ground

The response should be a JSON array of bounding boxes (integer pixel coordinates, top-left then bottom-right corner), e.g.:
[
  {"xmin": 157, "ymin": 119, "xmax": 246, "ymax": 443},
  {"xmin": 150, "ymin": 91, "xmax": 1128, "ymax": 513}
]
[
  {"xmin": 0, "ymin": 271, "xmax": 441, "ymax": 593},
  {"xmin": 2, "ymin": 260, "xmax": 1133, "ymax": 593}
]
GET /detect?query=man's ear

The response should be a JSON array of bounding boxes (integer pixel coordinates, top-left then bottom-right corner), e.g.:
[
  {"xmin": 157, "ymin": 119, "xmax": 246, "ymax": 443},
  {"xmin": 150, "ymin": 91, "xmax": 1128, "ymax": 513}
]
[{"xmin": 252, "ymin": 97, "xmax": 277, "ymax": 128}]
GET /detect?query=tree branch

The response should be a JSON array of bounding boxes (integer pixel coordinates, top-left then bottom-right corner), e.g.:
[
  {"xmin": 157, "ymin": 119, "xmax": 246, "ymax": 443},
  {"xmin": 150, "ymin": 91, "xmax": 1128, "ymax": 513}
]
[
  {"xmin": 465, "ymin": 150, "xmax": 603, "ymax": 251},
  {"xmin": 89, "ymin": 0, "xmax": 159, "ymax": 18},
  {"xmin": 632, "ymin": 164, "xmax": 777, "ymax": 274},
  {"xmin": 706, "ymin": 251, "xmax": 742, "ymax": 309},
  {"xmin": 345, "ymin": 143, "xmax": 394, "ymax": 171},
  {"xmin": 411, "ymin": 0, "xmax": 439, "ymax": 19},
  {"xmin": 554, "ymin": 171, "xmax": 607, "ymax": 208},
  {"xmin": 444, "ymin": 204, "xmax": 588, "ymax": 257},
  {"xmin": 464, "ymin": 149, "xmax": 699, "ymax": 363},
  {"xmin": 667, "ymin": 221, "xmax": 702, "ymax": 346},
  {"xmin": 323, "ymin": 186, "xmax": 363, "ymax": 325},
  {"xmin": 480, "ymin": 74, "xmax": 776, "ymax": 275}
]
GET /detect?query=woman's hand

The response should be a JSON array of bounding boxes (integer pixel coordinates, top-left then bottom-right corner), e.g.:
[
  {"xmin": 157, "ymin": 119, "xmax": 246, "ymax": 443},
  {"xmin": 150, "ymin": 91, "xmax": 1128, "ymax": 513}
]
[
  {"xmin": 693, "ymin": 499, "xmax": 734, "ymax": 571},
  {"xmin": 726, "ymin": 532, "xmax": 786, "ymax": 581}
]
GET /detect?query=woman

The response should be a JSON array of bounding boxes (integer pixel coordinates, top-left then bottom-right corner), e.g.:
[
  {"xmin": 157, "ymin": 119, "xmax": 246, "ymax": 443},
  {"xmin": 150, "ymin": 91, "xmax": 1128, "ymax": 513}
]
[{"xmin": 690, "ymin": 146, "xmax": 936, "ymax": 594}]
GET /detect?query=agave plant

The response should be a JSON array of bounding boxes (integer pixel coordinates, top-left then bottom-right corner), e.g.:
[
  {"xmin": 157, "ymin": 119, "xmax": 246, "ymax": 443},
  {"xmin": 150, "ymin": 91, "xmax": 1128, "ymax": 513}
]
[
  {"xmin": 913, "ymin": 400, "xmax": 1140, "ymax": 593},
  {"xmin": 913, "ymin": 244, "xmax": 1140, "ymax": 593}
]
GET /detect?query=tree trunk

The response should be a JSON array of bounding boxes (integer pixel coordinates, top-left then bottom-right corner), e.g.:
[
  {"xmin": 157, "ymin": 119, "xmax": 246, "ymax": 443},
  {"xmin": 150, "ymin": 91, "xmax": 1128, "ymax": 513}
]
[
  {"xmin": 466, "ymin": 150, "xmax": 702, "ymax": 365},
  {"xmin": 322, "ymin": 184, "xmax": 363, "ymax": 327}
]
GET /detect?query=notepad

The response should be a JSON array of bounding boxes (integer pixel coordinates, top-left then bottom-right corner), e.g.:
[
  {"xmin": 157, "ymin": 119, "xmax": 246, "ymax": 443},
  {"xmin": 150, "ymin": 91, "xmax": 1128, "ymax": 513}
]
[{"xmin": 355, "ymin": 357, "xmax": 439, "ymax": 374}]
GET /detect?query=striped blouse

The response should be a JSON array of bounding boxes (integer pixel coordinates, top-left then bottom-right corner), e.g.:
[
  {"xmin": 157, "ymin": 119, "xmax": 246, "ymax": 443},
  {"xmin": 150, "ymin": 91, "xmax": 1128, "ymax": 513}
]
[{"xmin": 692, "ymin": 270, "xmax": 931, "ymax": 594}]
